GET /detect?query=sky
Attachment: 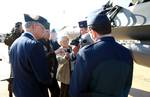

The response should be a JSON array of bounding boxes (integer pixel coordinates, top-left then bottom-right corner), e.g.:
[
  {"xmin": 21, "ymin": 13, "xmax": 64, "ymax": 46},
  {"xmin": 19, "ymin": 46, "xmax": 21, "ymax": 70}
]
[{"xmin": 0, "ymin": 0, "xmax": 130, "ymax": 34}]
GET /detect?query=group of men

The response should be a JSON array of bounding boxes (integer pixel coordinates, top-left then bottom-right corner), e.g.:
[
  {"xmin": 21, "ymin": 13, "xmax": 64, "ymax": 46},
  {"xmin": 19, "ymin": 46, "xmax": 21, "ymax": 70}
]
[{"xmin": 7, "ymin": 11, "xmax": 133, "ymax": 97}]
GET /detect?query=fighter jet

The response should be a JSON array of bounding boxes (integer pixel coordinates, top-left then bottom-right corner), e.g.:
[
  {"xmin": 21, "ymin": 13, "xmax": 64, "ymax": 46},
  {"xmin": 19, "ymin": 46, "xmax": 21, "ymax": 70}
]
[{"xmin": 101, "ymin": 0, "xmax": 150, "ymax": 67}]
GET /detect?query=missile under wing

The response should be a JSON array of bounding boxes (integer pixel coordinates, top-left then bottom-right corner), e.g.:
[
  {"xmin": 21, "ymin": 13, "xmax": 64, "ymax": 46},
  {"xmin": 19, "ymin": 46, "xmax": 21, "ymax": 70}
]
[{"xmin": 104, "ymin": 0, "xmax": 150, "ymax": 67}]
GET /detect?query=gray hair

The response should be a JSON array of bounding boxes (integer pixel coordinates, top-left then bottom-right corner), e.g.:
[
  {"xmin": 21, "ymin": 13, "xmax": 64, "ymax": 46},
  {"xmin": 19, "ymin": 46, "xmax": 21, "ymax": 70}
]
[{"xmin": 24, "ymin": 21, "xmax": 39, "ymax": 28}]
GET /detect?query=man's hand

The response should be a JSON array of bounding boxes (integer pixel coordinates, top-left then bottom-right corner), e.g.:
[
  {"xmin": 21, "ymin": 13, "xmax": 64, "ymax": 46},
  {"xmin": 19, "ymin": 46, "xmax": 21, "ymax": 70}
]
[{"xmin": 72, "ymin": 45, "xmax": 80, "ymax": 56}]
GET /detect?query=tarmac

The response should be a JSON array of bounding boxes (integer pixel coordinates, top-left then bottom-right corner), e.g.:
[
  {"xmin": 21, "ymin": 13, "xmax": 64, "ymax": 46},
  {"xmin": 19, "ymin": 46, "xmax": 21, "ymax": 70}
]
[{"xmin": 0, "ymin": 43, "xmax": 150, "ymax": 97}]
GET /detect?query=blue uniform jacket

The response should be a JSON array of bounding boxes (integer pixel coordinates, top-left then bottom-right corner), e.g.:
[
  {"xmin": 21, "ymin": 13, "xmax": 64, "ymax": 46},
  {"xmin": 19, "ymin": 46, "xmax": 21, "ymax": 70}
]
[
  {"xmin": 69, "ymin": 37, "xmax": 133, "ymax": 97},
  {"xmin": 9, "ymin": 32, "xmax": 52, "ymax": 97}
]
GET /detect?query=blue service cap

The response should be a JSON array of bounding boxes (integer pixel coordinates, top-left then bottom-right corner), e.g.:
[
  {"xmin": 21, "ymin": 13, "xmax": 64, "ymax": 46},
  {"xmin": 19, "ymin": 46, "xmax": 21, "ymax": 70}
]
[
  {"xmin": 87, "ymin": 13, "xmax": 110, "ymax": 28},
  {"xmin": 24, "ymin": 14, "xmax": 50, "ymax": 29},
  {"xmin": 78, "ymin": 20, "xmax": 87, "ymax": 28}
]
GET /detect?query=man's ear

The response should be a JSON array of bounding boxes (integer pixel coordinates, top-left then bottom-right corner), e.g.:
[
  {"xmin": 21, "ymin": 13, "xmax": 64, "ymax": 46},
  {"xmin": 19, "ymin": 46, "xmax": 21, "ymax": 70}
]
[{"xmin": 92, "ymin": 30, "xmax": 97, "ymax": 39}]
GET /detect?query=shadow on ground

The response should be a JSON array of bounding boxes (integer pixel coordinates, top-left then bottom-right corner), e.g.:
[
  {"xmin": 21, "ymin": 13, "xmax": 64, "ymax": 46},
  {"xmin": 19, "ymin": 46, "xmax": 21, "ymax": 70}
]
[{"xmin": 130, "ymin": 88, "xmax": 150, "ymax": 97}]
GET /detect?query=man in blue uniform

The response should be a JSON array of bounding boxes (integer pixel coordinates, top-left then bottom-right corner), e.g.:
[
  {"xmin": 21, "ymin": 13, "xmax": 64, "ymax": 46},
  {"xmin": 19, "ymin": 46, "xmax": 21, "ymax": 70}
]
[
  {"xmin": 39, "ymin": 25, "xmax": 60, "ymax": 97},
  {"xmin": 49, "ymin": 29, "xmax": 60, "ymax": 51},
  {"xmin": 70, "ymin": 20, "xmax": 94, "ymax": 69},
  {"xmin": 70, "ymin": 20, "xmax": 93, "ymax": 48},
  {"xmin": 9, "ymin": 14, "xmax": 52, "ymax": 97},
  {"xmin": 78, "ymin": 20, "xmax": 93, "ymax": 48},
  {"xmin": 69, "ymin": 13, "xmax": 133, "ymax": 97}
]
